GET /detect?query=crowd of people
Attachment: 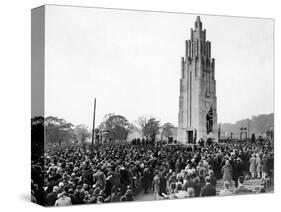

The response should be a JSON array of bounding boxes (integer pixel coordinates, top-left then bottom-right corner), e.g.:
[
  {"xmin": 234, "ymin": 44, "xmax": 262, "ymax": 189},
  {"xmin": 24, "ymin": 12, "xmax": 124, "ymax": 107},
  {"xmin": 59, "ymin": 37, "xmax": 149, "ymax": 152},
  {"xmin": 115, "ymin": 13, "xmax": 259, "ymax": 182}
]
[{"xmin": 31, "ymin": 138, "xmax": 274, "ymax": 206}]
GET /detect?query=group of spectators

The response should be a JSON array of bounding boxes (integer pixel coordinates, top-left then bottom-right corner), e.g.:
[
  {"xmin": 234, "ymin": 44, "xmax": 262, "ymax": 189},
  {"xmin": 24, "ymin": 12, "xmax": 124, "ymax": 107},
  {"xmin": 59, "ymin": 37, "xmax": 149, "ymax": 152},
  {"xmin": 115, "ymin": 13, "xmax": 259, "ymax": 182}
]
[{"xmin": 31, "ymin": 138, "xmax": 274, "ymax": 206}]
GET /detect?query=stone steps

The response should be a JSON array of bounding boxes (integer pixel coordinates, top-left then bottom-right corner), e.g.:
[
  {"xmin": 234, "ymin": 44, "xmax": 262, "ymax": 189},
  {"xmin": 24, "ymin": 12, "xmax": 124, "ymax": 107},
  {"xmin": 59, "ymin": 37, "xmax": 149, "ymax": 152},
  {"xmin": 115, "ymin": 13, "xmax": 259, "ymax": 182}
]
[{"xmin": 215, "ymin": 178, "xmax": 263, "ymax": 195}]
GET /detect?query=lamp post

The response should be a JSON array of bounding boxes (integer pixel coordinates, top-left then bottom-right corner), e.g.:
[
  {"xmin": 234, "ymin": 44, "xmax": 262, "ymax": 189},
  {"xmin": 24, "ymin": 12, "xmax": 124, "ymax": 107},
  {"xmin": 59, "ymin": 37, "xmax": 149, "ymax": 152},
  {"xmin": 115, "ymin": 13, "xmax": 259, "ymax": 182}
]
[{"xmin": 240, "ymin": 127, "xmax": 247, "ymax": 141}]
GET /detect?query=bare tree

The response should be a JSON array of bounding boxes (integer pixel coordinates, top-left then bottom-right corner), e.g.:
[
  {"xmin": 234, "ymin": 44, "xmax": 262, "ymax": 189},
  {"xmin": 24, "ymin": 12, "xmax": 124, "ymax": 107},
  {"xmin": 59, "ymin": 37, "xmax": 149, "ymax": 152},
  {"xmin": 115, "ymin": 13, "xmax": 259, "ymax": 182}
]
[{"xmin": 137, "ymin": 116, "xmax": 161, "ymax": 142}]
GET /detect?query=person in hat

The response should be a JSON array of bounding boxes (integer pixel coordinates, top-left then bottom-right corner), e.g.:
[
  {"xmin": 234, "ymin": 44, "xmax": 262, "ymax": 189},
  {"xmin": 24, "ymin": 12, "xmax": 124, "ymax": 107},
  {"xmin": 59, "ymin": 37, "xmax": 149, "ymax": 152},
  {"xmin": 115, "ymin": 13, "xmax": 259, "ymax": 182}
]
[
  {"xmin": 221, "ymin": 160, "xmax": 232, "ymax": 185},
  {"xmin": 46, "ymin": 186, "xmax": 59, "ymax": 206},
  {"xmin": 67, "ymin": 188, "xmax": 75, "ymax": 203},
  {"xmin": 152, "ymin": 172, "xmax": 160, "ymax": 200},
  {"xmin": 209, "ymin": 170, "xmax": 217, "ymax": 187},
  {"xmin": 58, "ymin": 182, "xmax": 65, "ymax": 194},
  {"xmin": 54, "ymin": 192, "xmax": 72, "ymax": 206},
  {"xmin": 71, "ymin": 185, "xmax": 84, "ymax": 205},
  {"xmin": 159, "ymin": 172, "xmax": 167, "ymax": 197},
  {"xmin": 200, "ymin": 176, "xmax": 216, "ymax": 197},
  {"xmin": 256, "ymin": 153, "xmax": 262, "ymax": 179},
  {"xmin": 168, "ymin": 172, "xmax": 177, "ymax": 186},
  {"xmin": 232, "ymin": 158, "xmax": 244, "ymax": 188},
  {"xmin": 261, "ymin": 154, "xmax": 269, "ymax": 180},
  {"xmin": 249, "ymin": 154, "xmax": 257, "ymax": 179},
  {"xmin": 193, "ymin": 177, "xmax": 202, "ymax": 197},
  {"xmin": 186, "ymin": 187, "xmax": 195, "ymax": 197},
  {"xmin": 93, "ymin": 166, "xmax": 106, "ymax": 189},
  {"xmin": 183, "ymin": 174, "xmax": 194, "ymax": 191},
  {"xmin": 142, "ymin": 167, "xmax": 150, "ymax": 194}
]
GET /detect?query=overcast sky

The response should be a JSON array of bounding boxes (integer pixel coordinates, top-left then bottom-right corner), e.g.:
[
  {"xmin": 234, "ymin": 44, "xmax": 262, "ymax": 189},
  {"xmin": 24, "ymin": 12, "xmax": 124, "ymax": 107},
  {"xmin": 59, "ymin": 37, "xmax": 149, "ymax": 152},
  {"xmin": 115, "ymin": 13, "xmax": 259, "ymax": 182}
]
[{"xmin": 44, "ymin": 5, "xmax": 274, "ymax": 128}]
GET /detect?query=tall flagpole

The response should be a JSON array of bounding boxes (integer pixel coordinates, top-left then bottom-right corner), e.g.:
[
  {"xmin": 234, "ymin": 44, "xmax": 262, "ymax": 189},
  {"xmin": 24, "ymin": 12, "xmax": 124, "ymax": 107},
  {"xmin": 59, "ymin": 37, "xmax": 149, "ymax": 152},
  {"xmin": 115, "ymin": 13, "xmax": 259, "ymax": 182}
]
[
  {"xmin": 91, "ymin": 98, "xmax": 96, "ymax": 153},
  {"xmin": 248, "ymin": 119, "xmax": 250, "ymax": 140},
  {"xmin": 218, "ymin": 123, "xmax": 221, "ymax": 143}
]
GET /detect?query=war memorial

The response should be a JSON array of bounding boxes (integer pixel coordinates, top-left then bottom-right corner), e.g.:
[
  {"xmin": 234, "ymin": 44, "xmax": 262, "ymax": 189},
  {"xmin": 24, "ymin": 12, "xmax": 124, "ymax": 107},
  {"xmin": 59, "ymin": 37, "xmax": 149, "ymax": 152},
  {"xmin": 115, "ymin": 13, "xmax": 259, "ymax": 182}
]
[
  {"xmin": 178, "ymin": 16, "xmax": 218, "ymax": 144},
  {"xmin": 31, "ymin": 6, "xmax": 274, "ymax": 207}
]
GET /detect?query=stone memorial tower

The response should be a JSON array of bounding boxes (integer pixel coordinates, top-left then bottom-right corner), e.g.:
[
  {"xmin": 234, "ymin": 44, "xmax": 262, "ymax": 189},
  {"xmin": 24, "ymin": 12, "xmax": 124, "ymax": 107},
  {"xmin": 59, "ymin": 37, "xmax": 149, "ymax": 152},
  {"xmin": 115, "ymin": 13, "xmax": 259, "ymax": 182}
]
[{"xmin": 177, "ymin": 16, "xmax": 218, "ymax": 144}]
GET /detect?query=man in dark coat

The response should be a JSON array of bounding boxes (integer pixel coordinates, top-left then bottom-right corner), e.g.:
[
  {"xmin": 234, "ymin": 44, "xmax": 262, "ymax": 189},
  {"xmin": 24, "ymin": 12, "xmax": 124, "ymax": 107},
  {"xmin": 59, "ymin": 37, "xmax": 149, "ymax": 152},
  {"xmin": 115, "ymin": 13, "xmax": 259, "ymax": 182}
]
[
  {"xmin": 46, "ymin": 186, "xmax": 58, "ymax": 206},
  {"xmin": 183, "ymin": 175, "xmax": 196, "ymax": 191},
  {"xmin": 209, "ymin": 170, "xmax": 217, "ymax": 187},
  {"xmin": 200, "ymin": 177, "xmax": 216, "ymax": 197},
  {"xmin": 71, "ymin": 185, "xmax": 85, "ymax": 205},
  {"xmin": 142, "ymin": 167, "xmax": 150, "ymax": 194},
  {"xmin": 93, "ymin": 167, "xmax": 106, "ymax": 189},
  {"xmin": 120, "ymin": 167, "xmax": 130, "ymax": 195},
  {"xmin": 159, "ymin": 172, "xmax": 167, "ymax": 196},
  {"xmin": 82, "ymin": 166, "xmax": 93, "ymax": 186},
  {"xmin": 232, "ymin": 158, "xmax": 244, "ymax": 188},
  {"xmin": 193, "ymin": 178, "xmax": 202, "ymax": 197}
]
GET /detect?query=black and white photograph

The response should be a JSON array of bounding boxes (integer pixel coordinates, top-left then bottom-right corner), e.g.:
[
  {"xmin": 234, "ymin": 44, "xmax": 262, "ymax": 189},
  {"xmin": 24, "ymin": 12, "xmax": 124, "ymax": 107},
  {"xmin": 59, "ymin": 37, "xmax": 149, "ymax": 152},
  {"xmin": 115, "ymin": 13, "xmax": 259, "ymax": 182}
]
[{"xmin": 31, "ymin": 4, "xmax": 274, "ymax": 207}]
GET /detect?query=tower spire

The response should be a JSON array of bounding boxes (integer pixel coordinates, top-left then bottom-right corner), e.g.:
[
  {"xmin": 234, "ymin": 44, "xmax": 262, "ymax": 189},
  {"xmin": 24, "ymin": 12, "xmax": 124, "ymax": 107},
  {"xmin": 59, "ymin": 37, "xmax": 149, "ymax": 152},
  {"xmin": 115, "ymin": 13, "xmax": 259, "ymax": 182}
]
[{"xmin": 194, "ymin": 16, "xmax": 202, "ymax": 30}]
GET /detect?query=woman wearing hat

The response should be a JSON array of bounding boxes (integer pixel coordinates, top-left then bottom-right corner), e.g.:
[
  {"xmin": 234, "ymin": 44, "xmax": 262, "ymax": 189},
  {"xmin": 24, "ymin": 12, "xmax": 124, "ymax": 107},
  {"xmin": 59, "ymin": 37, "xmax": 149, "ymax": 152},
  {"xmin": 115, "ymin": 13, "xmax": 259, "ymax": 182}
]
[
  {"xmin": 256, "ymin": 153, "xmax": 262, "ymax": 179},
  {"xmin": 221, "ymin": 160, "xmax": 232, "ymax": 185},
  {"xmin": 152, "ymin": 172, "xmax": 160, "ymax": 200},
  {"xmin": 261, "ymin": 154, "xmax": 269, "ymax": 180},
  {"xmin": 249, "ymin": 154, "xmax": 257, "ymax": 179}
]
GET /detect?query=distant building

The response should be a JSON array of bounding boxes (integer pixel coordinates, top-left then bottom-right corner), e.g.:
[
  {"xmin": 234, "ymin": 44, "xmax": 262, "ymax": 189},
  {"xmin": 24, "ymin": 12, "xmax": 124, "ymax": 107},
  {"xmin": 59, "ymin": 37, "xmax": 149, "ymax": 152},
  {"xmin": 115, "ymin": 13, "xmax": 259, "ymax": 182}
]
[{"xmin": 177, "ymin": 16, "xmax": 218, "ymax": 144}]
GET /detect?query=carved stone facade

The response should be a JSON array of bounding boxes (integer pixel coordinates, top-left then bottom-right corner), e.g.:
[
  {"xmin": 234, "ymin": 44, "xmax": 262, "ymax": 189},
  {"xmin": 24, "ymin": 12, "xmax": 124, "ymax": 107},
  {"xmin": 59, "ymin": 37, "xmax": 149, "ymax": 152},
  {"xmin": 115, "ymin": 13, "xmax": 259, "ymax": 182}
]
[{"xmin": 177, "ymin": 16, "xmax": 218, "ymax": 144}]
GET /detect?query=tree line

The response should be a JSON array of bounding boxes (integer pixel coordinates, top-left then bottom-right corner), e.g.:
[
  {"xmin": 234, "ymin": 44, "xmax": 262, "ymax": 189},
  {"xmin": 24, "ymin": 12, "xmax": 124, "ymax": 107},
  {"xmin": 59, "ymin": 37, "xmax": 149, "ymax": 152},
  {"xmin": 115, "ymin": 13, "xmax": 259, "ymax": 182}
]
[
  {"xmin": 31, "ymin": 114, "xmax": 177, "ymax": 147},
  {"xmin": 220, "ymin": 113, "xmax": 274, "ymax": 139}
]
